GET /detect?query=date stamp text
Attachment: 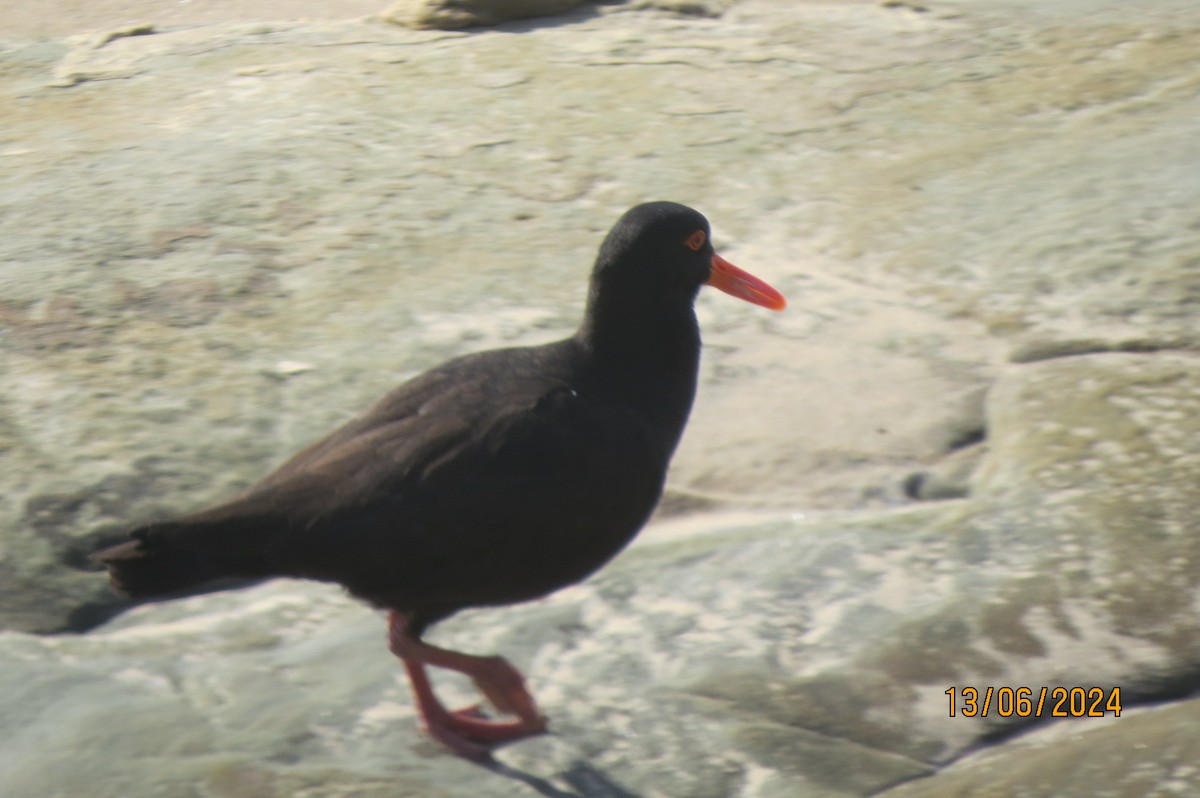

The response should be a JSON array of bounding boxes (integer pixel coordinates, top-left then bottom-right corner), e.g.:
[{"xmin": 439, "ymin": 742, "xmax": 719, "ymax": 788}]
[{"xmin": 946, "ymin": 686, "xmax": 1122, "ymax": 718}]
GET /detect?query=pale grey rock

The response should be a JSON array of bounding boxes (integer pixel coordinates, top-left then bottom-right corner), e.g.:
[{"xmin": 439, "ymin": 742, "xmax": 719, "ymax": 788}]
[
  {"xmin": 1, "ymin": 0, "xmax": 1200, "ymax": 794},
  {"xmin": 5, "ymin": 351, "xmax": 1200, "ymax": 796},
  {"xmin": 880, "ymin": 698, "xmax": 1200, "ymax": 798}
]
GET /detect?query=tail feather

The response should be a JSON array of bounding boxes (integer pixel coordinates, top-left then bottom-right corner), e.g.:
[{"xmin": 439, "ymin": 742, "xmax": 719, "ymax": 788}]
[
  {"xmin": 93, "ymin": 502, "xmax": 289, "ymax": 598},
  {"xmin": 91, "ymin": 526, "xmax": 227, "ymax": 598}
]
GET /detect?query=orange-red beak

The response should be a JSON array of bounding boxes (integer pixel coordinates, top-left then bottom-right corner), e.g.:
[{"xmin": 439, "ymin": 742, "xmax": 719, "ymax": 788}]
[{"xmin": 705, "ymin": 253, "xmax": 787, "ymax": 311}]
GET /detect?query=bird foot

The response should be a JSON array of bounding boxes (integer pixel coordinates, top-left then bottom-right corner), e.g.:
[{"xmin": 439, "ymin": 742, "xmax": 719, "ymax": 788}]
[
  {"xmin": 387, "ymin": 611, "xmax": 548, "ymax": 760},
  {"xmin": 468, "ymin": 655, "xmax": 545, "ymax": 726},
  {"xmin": 444, "ymin": 705, "xmax": 547, "ymax": 741},
  {"xmin": 419, "ymin": 703, "xmax": 547, "ymax": 761},
  {"xmin": 449, "ymin": 703, "xmax": 488, "ymax": 720},
  {"xmin": 421, "ymin": 715, "xmax": 494, "ymax": 762}
]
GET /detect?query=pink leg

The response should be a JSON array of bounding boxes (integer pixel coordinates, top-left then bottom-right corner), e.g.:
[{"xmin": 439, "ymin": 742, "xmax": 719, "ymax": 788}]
[{"xmin": 388, "ymin": 610, "xmax": 548, "ymax": 760}]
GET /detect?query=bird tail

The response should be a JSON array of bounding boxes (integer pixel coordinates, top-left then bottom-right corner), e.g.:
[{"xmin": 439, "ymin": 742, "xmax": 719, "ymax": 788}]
[{"xmin": 91, "ymin": 524, "xmax": 226, "ymax": 598}]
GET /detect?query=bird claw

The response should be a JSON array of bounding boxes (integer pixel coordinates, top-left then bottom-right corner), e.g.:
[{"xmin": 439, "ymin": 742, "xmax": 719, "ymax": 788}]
[
  {"xmin": 469, "ymin": 656, "xmax": 544, "ymax": 727},
  {"xmin": 449, "ymin": 703, "xmax": 488, "ymax": 720},
  {"xmin": 389, "ymin": 611, "xmax": 547, "ymax": 759},
  {"xmin": 419, "ymin": 703, "xmax": 546, "ymax": 762},
  {"xmin": 421, "ymin": 718, "xmax": 495, "ymax": 762}
]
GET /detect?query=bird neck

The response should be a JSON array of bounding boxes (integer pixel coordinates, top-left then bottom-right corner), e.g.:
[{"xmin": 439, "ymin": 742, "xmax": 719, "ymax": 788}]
[{"xmin": 574, "ymin": 292, "xmax": 702, "ymax": 449}]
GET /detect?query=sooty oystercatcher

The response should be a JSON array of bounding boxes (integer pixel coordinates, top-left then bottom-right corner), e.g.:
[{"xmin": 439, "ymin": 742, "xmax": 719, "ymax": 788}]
[{"xmin": 92, "ymin": 201, "xmax": 786, "ymax": 760}]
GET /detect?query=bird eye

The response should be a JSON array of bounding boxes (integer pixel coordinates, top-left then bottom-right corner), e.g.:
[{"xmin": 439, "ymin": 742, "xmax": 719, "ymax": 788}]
[{"xmin": 685, "ymin": 230, "xmax": 706, "ymax": 251}]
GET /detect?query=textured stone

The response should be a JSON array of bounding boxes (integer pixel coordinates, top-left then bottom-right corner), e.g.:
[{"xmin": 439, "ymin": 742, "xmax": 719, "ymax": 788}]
[
  {"xmin": 2, "ymin": 0, "xmax": 1200, "ymax": 795},
  {"xmin": 880, "ymin": 697, "xmax": 1200, "ymax": 798}
]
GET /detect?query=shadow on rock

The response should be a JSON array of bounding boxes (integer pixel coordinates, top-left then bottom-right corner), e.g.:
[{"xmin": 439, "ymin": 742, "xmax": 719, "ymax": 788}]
[{"xmin": 487, "ymin": 760, "xmax": 642, "ymax": 798}]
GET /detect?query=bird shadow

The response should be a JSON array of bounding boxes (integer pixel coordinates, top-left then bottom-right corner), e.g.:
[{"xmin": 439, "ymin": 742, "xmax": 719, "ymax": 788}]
[{"xmin": 484, "ymin": 759, "xmax": 642, "ymax": 798}]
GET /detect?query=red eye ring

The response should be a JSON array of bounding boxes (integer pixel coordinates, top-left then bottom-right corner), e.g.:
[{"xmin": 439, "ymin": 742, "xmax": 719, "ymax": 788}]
[{"xmin": 685, "ymin": 230, "xmax": 706, "ymax": 251}]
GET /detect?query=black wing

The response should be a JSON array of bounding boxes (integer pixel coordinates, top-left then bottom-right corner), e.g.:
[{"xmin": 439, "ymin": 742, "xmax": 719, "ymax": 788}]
[{"xmin": 144, "ymin": 341, "xmax": 666, "ymax": 612}]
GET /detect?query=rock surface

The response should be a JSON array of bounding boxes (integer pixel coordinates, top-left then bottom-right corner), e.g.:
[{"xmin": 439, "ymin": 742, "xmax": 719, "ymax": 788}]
[
  {"xmin": 380, "ymin": 0, "xmax": 587, "ymax": 31},
  {"xmin": 2, "ymin": 0, "xmax": 1199, "ymax": 795}
]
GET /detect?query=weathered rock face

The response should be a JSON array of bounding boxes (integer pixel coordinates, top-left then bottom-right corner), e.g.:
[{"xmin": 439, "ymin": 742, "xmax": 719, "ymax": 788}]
[
  {"xmin": 1, "ymin": 0, "xmax": 1199, "ymax": 795},
  {"xmin": 5, "ymin": 350, "xmax": 1200, "ymax": 797}
]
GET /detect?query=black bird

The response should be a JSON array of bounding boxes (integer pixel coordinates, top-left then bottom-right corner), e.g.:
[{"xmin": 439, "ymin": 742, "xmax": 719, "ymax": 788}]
[{"xmin": 92, "ymin": 201, "xmax": 786, "ymax": 760}]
